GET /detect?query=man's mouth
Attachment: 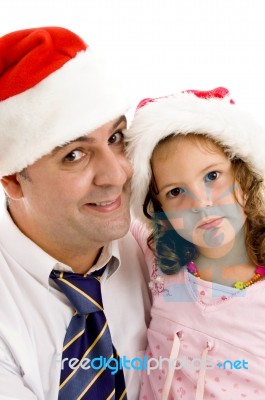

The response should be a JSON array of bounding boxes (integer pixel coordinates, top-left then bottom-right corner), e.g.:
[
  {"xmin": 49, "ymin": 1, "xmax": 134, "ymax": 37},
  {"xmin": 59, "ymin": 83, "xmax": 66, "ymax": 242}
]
[
  {"xmin": 85, "ymin": 196, "xmax": 122, "ymax": 212},
  {"xmin": 89, "ymin": 200, "xmax": 116, "ymax": 206}
]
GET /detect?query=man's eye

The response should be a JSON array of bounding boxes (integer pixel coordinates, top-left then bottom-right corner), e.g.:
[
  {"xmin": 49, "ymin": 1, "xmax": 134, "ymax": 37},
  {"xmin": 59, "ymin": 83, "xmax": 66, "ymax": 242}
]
[
  {"xmin": 64, "ymin": 150, "xmax": 85, "ymax": 162},
  {"xmin": 205, "ymin": 171, "xmax": 220, "ymax": 182},
  {"xmin": 108, "ymin": 131, "xmax": 124, "ymax": 144},
  {"xmin": 167, "ymin": 187, "xmax": 184, "ymax": 198}
]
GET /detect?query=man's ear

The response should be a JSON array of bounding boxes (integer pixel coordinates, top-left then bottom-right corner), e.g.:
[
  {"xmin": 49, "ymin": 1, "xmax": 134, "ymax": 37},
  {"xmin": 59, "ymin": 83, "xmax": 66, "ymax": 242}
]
[{"xmin": 1, "ymin": 174, "xmax": 24, "ymax": 200}]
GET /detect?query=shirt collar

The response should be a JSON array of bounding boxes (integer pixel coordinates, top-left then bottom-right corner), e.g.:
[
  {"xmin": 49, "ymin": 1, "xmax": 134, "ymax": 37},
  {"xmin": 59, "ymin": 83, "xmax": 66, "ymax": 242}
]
[
  {"xmin": 0, "ymin": 203, "xmax": 120, "ymax": 286},
  {"xmin": 57, "ymin": 242, "xmax": 120, "ymax": 278}
]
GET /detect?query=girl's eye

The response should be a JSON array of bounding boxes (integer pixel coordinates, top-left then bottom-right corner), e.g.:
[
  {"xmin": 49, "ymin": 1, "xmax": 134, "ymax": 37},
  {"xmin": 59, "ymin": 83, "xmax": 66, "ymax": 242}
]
[
  {"xmin": 108, "ymin": 131, "xmax": 124, "ymax": 145},
  {"xmin": 167, "ymin": 187, "xmax": 184, "ymax": 198},
  {"xmin": 64, "ymin": 150, "xmax": 85, "ymax": 162},
  {"xmin": 205, "ymin": 171, "xmax": 219, "ymax": 182}
]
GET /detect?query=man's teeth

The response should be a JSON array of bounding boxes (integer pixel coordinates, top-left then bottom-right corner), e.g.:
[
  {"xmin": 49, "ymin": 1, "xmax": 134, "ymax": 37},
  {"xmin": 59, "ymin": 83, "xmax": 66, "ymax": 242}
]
[{"xmin": 90, "ymin": 201, "xmax": 114, "ymax": 206}]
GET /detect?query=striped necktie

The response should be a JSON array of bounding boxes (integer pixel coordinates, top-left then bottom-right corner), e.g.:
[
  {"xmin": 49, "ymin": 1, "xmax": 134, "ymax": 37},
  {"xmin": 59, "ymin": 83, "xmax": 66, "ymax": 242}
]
[{"xmin": 50, "ymin": 268, "xmax": 127, "ymax": 400}]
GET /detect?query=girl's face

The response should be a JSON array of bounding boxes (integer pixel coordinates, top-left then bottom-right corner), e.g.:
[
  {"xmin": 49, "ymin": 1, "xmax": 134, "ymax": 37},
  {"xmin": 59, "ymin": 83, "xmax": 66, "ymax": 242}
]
[{"xmin": 152, "ymin": 136, "xmax": 247, "ymax": 256}]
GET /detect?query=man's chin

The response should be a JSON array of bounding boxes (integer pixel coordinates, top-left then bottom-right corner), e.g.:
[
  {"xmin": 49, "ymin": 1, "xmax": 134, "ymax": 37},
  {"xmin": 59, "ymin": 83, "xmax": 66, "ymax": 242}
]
[{"xmin": 104, "ymin": 215, "xmax": 131, "ymax": 240}]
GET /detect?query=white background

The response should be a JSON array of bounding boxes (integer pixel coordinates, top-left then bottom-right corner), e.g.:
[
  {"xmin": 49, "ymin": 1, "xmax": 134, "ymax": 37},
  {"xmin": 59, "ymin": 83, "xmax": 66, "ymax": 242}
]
[
  {"xmin": 1, "ymin": 0, "xmax": 265, "ymax": 124},
  {"xmin": 1, "ymin": 0, "xmax": 265, "ymax": 202}
]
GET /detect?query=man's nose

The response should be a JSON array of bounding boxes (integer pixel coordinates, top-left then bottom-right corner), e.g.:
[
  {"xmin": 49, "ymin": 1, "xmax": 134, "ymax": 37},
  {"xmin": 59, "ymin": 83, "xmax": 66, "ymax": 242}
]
[{"xmin": 93, "ymin": 148, "xmax": 132, "ymax": 187}]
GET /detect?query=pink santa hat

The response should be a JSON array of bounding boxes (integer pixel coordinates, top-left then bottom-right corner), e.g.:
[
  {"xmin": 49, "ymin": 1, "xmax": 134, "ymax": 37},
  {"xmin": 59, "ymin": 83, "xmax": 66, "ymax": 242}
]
[{"xmin": 126, "ymin": 87, "xmax": 265, "ymax": 223}]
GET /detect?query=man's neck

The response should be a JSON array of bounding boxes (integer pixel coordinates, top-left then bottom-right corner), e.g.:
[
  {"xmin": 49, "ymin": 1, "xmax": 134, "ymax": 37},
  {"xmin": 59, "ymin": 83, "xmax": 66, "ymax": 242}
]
[
  {"xmin": 49, "ymin": 245, "xmax": 105, "ymax": 274},
  {"xmin": 8, "ymin": 204, "xmax": 105, "ymax": 274}
]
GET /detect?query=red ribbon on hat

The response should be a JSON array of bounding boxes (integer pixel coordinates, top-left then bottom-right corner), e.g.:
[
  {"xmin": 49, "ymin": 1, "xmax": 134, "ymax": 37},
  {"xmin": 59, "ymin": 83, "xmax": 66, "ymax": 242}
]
[
  {"xmin": 184, "ymin": 87, "xmax": 235, "ymax": 104},
  {"xmin": 136, "ymin": 86, "xmax": 235, "ymax": 112}
]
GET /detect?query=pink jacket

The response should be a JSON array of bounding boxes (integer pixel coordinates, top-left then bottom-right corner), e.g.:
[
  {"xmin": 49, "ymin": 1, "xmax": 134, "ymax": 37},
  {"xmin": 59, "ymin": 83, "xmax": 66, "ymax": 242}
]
[{"xmin": 131, "ymin": 220, "xmax": 265, "ymax": 400}]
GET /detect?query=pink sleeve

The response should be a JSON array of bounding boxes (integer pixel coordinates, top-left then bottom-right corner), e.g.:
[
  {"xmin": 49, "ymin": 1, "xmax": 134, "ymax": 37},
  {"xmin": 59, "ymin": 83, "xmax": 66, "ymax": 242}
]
[
  {"xmin": 130, "ymin": 219, "xmax": 155, "ymax": 278},
  {"xmin": 130, "ymin": 219, "xmax": 149, "ymax": 253}
]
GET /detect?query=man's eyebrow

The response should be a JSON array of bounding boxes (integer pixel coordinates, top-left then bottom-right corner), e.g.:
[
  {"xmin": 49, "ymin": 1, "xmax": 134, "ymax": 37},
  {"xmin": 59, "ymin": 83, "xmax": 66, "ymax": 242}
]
[
  {"xmin": 51, "ymin": 115, "xmax": 127, "ymax": 155},
  {"xmin": 111, "ymin": 115, "xmax": 127, "ymax": 132},
  {"xmin": 65, "ymin": 116, "xmax": 127, "ymax": 144},
  {"xmin": 50, "ymin": 136, "xmax": 95, "ymax": 155}
]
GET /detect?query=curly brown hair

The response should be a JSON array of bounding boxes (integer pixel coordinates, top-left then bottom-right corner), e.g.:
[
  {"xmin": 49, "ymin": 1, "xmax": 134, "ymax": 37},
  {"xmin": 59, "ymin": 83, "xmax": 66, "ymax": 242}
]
[{"xmin": 143, "ymin": 133, "xmax": 265, "ymax": 275}]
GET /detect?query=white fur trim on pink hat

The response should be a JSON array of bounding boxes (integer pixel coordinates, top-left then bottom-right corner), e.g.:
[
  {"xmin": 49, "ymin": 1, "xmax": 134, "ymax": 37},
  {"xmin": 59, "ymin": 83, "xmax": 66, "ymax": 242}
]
[{"xmin": 126, "ymin": 88, "xmax": 265, "ymax": 223}]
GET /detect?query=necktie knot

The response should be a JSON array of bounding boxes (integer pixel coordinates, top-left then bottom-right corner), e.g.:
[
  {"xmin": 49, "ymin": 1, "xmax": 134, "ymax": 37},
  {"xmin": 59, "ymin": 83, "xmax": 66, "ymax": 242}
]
[{"xmin": 50, "ymin": 270, "xmax": 104, "ymax": 315}]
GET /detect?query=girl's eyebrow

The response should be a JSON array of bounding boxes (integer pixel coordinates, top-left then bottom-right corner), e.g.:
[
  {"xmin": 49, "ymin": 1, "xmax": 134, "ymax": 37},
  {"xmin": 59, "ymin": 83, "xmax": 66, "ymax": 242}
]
[
  {"xmin": 158, "ymin": 162, "xmax": 227, "ymax": 192},
  {"xmin": 159, "ymin": 182, "xmax": 181, "ymax": 192},
  {"xmin": 200, "ymin": 161, "xmax": 227, "ymax": 173}
]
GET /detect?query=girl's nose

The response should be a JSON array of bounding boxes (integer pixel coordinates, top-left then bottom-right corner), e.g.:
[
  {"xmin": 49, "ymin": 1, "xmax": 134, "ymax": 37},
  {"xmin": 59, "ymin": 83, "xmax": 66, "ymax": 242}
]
[{"xmin": 190, "ymin": 187, "xmax": 213, "ymax": 212}]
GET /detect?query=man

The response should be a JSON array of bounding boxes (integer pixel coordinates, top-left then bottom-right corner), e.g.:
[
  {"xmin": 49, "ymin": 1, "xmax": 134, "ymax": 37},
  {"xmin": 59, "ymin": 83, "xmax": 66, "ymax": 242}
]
[{"xmin": 0, "ymin": 26, "xmax": 150, "ymax": 399}]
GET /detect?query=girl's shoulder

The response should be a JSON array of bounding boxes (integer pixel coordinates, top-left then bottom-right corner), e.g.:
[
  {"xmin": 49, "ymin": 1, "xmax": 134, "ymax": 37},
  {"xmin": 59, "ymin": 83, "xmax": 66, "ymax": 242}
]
[
  {"xmin": 130, "ymin": 218, "xmax": 150, "ymax": 253},
  {"xmin": 130, "ymin": 218, "xmax": 155, "ymax": 273}
]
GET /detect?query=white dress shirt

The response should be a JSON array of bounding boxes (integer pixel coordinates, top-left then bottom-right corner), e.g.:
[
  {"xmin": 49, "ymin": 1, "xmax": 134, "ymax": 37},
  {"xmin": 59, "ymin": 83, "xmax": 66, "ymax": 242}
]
[{"xmin": 0, "ymin": 204, "xmax": 151, "ymax": 400}]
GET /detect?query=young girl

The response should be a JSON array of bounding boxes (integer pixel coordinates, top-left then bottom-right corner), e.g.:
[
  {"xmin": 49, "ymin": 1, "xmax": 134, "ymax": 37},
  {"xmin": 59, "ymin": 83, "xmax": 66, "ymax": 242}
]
[{"xmin": 126, "ymin": 88, "xmax": 265, "ymax": 400}]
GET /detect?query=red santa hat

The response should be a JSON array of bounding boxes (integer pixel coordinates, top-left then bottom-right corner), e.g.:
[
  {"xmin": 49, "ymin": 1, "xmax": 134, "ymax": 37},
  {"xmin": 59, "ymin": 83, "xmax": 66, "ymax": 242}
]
[
  {"xmin": 0, "ymin": 26, "xmax": 129, "ymax": 176},
  {"xmin": 126, "ymin": 87, "xmax": 265, "ymax": 223}
]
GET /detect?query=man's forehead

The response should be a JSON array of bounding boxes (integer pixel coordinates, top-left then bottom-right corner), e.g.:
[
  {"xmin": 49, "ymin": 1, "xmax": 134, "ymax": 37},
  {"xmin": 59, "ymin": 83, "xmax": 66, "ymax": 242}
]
[{"xmin": 53, "ymin": 115, "xmax": 127, "ymax": 152}]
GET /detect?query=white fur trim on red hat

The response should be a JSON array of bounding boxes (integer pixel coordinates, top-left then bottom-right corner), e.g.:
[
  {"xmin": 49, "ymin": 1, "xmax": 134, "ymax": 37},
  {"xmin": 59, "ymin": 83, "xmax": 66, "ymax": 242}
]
[
  {"xmin": 126, "ymin": 91, "xmax": 265, "ymax": 223},
  {"xmin": 0, "ymin": 48, "xmax": 129, "ymax": 176}
]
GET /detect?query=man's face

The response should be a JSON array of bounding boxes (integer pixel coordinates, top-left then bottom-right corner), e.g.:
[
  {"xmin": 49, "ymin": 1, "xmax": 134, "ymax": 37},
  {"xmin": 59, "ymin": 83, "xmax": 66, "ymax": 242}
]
[{"xmin": 13, "ymin": 116, "xmax": 132, "ymax": 250}]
